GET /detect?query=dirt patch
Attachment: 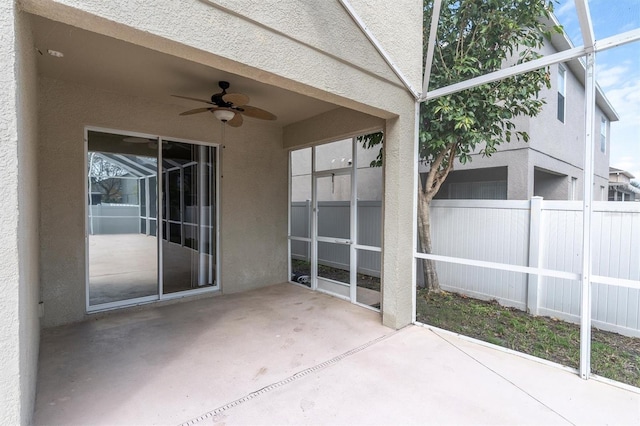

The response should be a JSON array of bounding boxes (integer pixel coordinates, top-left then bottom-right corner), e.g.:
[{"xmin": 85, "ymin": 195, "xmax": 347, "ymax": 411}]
[{"xmin": 291, "ymin": 259, "xmax": 380, "ymax": 291}]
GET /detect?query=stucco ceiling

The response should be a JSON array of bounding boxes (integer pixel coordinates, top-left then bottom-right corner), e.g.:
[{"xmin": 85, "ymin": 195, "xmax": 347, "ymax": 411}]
[{"xmin": 30, "ymin": 14, "xmax": 338, "ymax": 127}]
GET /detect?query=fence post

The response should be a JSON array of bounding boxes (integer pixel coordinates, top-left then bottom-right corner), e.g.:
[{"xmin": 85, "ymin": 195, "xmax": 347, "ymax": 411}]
[{"xmin": 527, "ymin": 196, "xmax": 543, "ymax": 315}]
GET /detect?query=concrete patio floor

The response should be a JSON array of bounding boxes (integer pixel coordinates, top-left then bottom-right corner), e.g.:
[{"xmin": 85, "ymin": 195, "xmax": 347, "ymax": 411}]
[{"xmin": 34, "ymin": 283, "xmax": 640, "ymax": 425}]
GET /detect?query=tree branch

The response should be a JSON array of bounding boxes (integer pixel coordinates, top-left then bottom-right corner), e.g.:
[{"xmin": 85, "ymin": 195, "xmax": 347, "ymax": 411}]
[{"xmin": 424, "ymin": 141, "xmax": 459, "ymax": 202}]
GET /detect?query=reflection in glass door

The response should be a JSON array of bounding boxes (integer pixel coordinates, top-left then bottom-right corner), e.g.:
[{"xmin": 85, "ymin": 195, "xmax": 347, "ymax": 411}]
[
  {"xmin": 161, "ymin": 141, "xmax": 217, "ymax": 294},
  {"xmin": 86, "ymin": 129, "xmax": 218, "ymax": 311},
  {"xmin": 87, "ymin": 131, "xmax": 159, "ymax": 307}
]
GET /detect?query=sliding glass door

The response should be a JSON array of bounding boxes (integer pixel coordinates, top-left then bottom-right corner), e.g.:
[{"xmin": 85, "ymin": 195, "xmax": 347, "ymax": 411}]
[{"xmin": 86, "ymin": 129, "xmax": 218, "ymax": 311}]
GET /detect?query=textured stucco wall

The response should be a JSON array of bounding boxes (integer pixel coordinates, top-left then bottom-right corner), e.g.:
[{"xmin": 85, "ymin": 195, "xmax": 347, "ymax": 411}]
[
  {"xmin": 442, "ymin": 149, "xmax": 530, "ymax": 199},
  {"xmin": 16, "ymin": 10, "xmax": 40, "ymax": 425},
  {"xmin": 0, "ymin": 5, "xmax": 40, "ymax": 425},
  {"xmin": 0, "ymin": 4, "xmax": 22, "ymax": 424},
  {"xmin": 38, "ymin": 77, "xmax": 287, "ymax": 327},
  {"xmin": 21, "ymin": 0, "xmax": 420, "ymax": 120},
  {"xmin": 284, "ymin": 108, "xmax": 384, "ymax": 149},
  {"xmin": 533, "ymin": 169, "xmax": 568, "ymax": 200},
  {"xmin": 346, "ymin": 0, "xmax": 423, "ymax": 90},
  {"xmin": 219, "ymin": 114, "xmax": 288, "ymax": 294},
  {"xmin": 380, "ymin": 98, "xmax": 417, "ymax": 328}
]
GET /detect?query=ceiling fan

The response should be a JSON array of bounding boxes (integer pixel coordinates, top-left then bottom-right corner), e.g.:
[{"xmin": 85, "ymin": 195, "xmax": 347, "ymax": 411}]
[{"xmin": 172, "ymin": 81, "xmax": 277, "ymax": 127}]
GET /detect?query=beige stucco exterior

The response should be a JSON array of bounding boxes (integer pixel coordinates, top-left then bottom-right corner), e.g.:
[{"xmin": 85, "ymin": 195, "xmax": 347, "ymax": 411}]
[
  {"xmin": 2, "ymin": 1, "xmax": 422, "ymax": 422},
  {"xmin": 38, "ymin": 77, "xmax": 292, "ymax": 327},
  {"xmin": 0, "ymin": 5, "xmax": 41, "ymax": 425}
]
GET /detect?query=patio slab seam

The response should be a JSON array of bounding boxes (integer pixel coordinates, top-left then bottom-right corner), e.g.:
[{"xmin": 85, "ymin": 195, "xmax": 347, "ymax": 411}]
[
  {"xmin": 179, "ymin": 329, "xmax": 400, "ymax": 426},
  {"xmin": 428, "ymin": 328, "xmax": 576, "ymax": 425}
]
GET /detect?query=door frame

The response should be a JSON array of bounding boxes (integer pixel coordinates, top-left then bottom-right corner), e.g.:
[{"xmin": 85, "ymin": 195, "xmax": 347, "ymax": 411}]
[
  {"xmin": 84, "ymin": 126, "xmax": 220, "ymax": 313},
  {"xmin": 288, "ymin": 137, "xmax": 383, "ymax": 311},
  {"xmin": 287, "ymin": 138, "xmax": 381, "ymax": 310}
]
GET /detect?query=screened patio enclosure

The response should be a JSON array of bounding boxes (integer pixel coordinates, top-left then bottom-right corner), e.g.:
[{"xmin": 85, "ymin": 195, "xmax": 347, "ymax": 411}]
[
  {"xmin": 289, "ymin": 137, "xmax": 383, "ymax": 310},
  {"xmin": 87, "ymin": 129, "xmax": 219, "ymax": 310},
  {"xmin": 416, "ymin": 0, "xmax": 640, "ymax": 389}
]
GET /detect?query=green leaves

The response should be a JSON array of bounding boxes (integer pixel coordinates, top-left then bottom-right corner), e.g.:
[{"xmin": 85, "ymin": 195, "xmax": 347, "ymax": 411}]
[
  {"xmin": 362, "ymin": 0, "xmax": 555, "ymax": 196},
  {"xmin": 357, "ymin": 132, "xmax": 384, "ymax": 167},
  {"xmin": 421, "ymin": 0, "xmax": 555, "ymax": 190}
]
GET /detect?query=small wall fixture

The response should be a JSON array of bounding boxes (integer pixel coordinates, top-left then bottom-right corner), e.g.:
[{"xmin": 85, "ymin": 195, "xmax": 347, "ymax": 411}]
[
  {"xmin": 47, "ymin": 49, "xmax": 64, "ymax": 58},
  {"xmin": 213, "ymin": 109, "xmax": 235, "ymax": 123}
]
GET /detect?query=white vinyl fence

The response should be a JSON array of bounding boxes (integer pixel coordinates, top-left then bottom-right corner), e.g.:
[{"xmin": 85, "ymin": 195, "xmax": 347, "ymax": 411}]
[
  {"xmin": 429, "ymin": 199, "xmax": 640, "ymax": 337},
  {"xmin": 291, "ymin": 198, "xmax": 640, "ymax": 337},
  {"xmin": 88, "ymin": 204, "xmax": 140, "ymax": 234}
]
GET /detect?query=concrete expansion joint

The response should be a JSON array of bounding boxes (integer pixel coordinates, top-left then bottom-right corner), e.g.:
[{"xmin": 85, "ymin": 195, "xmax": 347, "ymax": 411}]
[
  {"xmin": 427, "ymin": 328, "xmax": 577, "ymax": 425},
  {"xmin": 179, "ymin": 330, "xmax": 400, "ymax": 425}
]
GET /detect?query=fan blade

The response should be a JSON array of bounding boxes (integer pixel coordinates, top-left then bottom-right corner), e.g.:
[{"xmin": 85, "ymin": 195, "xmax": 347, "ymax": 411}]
[
  {"xmin": 179, "ymin": 107, "xmax": 213, "ymax": 116},
  {"xmin": 171, "ymin": 95, "xmax": 214, "ymax": 105},
  {"xmin": 123, "ymin": 137, "xmax": 156, "ymax": 144},
  {"xmin": 239, "ymin": 105, "xmax": 277, "ymax": 120},
  {"xmin": 227, "ymin": 112, "xmax": 243, "ymax": 127},
  {"xmin": 223, "ymin": 92, "xmax": 250, "ymax": 106}
]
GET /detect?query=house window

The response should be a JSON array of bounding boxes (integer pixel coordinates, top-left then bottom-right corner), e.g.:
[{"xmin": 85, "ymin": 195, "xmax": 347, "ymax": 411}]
[
  {"xmin": 448, "ymin": 181, "xmax": 507, "ymax": 199},
  {"xmin": 570, "ymin": 177, "xmax": 577, "ymax": 200},
  {"xmin": 557, "ymin": 65, "xmax": 566, "ymax": 123},
  {"xmin": 600, "ymin": 117, "xmax": 607, "ymax": 153}
]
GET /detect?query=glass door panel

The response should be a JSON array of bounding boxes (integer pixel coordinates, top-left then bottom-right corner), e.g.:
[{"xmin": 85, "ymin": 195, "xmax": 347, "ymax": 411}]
[
  {"xmin": 355, "ymin": 142, "xmax": 382, "ymax": 309},
  {"xmin": 315, "ymin": 173, "xmax": 352, "ymax": 298},
  {"xmin": 87, "ymin": 130, "xmax": 158, "ymax": 306},
  {"xmin": 290, "ymin": 148, "xmax": 312, "ymax": 286},
  {"xmin": 316, "ymin": 174, "xmax": 351, "ymax": 239},
  {"xmin": 291, "ymin": 241, "xmax": 311, "ymax": 287},
  {"xmin": 317, "ymin": 241, "xmax": 351, "ymax": 298},
  {"xmin": 315, "ymin": 139, "xmax": 352, "ymax": 171},
  {"xmin": 356, "ymin": 249, "xmax": 381, "ymax": 308},
  {"xmin": 161, "ymin": 141, "xmax": 217, "ymax": 294}
]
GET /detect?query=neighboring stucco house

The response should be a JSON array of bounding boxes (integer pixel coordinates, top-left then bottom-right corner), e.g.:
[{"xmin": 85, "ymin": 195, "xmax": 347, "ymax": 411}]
[
  {"xmin": 433, "ymin": 14, "xmax": 619, "ymax": 201},
  {"xmin": 0, "ymin": 1, "xmax": 421, "ymax": 423},
  {"xmin": 609, "ymin": 167, "xmax": 640, "ymax": 201}
]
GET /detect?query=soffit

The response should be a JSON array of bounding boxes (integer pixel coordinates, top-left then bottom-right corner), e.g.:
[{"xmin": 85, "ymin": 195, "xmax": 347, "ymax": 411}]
[{"xmin": 30, "ymin": 14, "xmax": 338, "ymax": 128}]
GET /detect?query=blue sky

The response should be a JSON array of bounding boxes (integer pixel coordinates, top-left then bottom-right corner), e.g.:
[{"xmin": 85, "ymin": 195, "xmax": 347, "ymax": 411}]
[{"xmin": 554, "ymin": 0, "xmax": 640, "ymax": 181}]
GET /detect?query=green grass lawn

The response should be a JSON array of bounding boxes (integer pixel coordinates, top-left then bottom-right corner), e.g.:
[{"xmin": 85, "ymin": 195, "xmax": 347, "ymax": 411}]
[{"xmin": 416, "ymin": 290, "xmax": 640, "ymax": 388}]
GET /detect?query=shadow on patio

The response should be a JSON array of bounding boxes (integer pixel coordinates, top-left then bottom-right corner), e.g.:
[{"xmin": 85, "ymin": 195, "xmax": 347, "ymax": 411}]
[{"xmin": 34, "ymin": 283, "xmax": 639, "ymax": 425}]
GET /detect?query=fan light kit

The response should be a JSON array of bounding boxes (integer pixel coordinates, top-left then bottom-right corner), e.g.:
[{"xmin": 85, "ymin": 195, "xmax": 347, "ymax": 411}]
[
  {"xmin": 213, "ymin": 109, "xmax": 235, "ymax": 122},
  {"xmin": 173, "ymin": 81, "xmax": 277, "ymax": 128}
]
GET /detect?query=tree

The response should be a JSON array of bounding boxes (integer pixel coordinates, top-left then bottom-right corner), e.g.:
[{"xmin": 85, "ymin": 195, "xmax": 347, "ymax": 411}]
[
  {"xmin": 88, "ymin": 153, "xmax": 129, "ymax": 203},
  {"xmin": 363, "ymin": 0, "xmax": 557, "ymax": 292}
]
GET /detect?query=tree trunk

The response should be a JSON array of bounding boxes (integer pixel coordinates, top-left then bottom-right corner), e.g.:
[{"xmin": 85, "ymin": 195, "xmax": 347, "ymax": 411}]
[{"xmin": 417, "ymin": 187, "xmax": 440, "ymax": 292}]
